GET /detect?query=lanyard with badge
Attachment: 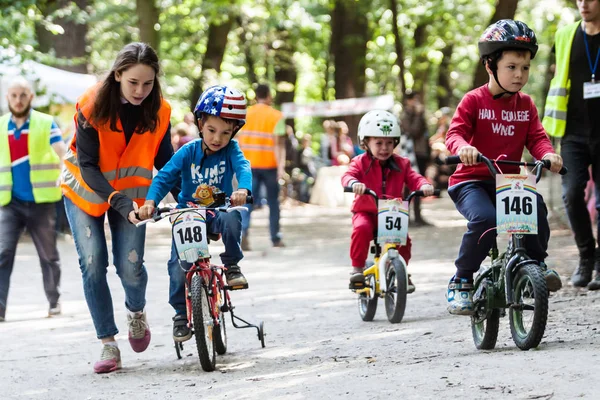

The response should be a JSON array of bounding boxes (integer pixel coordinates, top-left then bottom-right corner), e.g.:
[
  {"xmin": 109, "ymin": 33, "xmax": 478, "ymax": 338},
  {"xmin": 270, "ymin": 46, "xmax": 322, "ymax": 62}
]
[{"xmin": 583, "ymin": 23, "xmax": 600, "ymax": 99}]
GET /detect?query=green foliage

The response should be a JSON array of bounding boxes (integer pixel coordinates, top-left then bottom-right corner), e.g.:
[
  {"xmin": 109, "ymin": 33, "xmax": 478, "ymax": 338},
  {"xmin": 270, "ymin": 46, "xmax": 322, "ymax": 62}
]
[{"xmin": 0, "ymin": 0, "xmax": 581, "ymax": 127}]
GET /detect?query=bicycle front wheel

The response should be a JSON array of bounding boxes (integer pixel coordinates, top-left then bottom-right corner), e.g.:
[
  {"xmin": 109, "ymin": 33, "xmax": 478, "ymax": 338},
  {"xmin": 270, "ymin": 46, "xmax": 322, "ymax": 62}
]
[
  {"xmin": 384, "ymin": 258, "xmax": 407, "ymax": 323},
  {"xmin": 191, "ymin": 274, "xmax": 216, "ymax": 371},
  {"xmin": 509, "ymin": 263, "xmax": 548, "ymax": 350},
  {"xmin": 358, "ymin": 274, "xmax": 378, "ymax": 321}
]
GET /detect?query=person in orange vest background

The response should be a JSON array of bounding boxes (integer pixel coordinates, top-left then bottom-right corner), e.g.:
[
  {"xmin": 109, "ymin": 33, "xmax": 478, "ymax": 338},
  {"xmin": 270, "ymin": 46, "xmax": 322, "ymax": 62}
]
[
  {"xmin": 61, "ymin": 43, "xmax": 176, "ymax": 374},
  {"xmin": 237, "ymin": 84, "xmax": 286, "ymax": 249},
  {"xmin": 0, "ymin": 77, "xmax": 66, "ymax": 322}
]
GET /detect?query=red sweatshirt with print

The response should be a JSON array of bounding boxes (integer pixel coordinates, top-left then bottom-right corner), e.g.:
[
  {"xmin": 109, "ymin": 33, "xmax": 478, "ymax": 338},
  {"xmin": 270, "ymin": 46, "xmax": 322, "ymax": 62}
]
[
  {"xmin": 341, "ymin": 153, "xmax": 429, "ymax": 214},
  {"xmin": 445, "ymin": 85, "xmax": 556, "ymax": 187}
]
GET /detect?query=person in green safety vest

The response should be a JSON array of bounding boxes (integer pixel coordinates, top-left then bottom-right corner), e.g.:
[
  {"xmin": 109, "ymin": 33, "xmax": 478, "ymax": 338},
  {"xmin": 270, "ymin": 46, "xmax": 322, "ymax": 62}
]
[
  {"xmin": 543, "ymin": 0, "xmax": 600, "ymax": 290},
  {"xmin": 0, "ymin": 77, "xmax": 66, "ymax": 321}
]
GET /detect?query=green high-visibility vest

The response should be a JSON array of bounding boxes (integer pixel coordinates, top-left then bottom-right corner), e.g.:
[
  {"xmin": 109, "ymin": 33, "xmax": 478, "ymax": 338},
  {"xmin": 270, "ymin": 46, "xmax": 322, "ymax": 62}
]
[
  {"xmin": 0, "ymin": 110, "xmax": 62, "ymax": 206},
  {"xmin": 542, "ymin": 21, "xmax": 580, "ymax": 138}
]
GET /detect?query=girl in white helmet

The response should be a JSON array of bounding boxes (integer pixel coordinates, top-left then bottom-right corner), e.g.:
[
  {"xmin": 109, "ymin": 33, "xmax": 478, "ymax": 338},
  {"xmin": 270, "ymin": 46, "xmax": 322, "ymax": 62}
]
[{"xmin": 341, "ymin": 110, "xmax": 434, "ymax": 287}]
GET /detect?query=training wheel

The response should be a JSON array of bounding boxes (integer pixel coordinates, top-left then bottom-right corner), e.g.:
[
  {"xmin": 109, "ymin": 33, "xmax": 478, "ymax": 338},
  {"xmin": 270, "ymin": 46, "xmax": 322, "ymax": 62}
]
[
  {"xmin": 174, "ymin": 341, "xmax": 183, "ymax": 359},
  {"xmin": 258, "ymin": 321, "xmax": 266, "ymax": 348}
]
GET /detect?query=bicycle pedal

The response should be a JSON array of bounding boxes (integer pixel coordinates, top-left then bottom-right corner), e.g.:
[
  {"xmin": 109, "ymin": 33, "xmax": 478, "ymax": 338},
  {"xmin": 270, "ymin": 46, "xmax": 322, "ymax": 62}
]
[
  {"xmin": 224, "ymin": 283, "xmax": 249, "ymax": 291},
  {"xmin": 349, "ymin": 281, "xmax": 366, "ymax": 290}
]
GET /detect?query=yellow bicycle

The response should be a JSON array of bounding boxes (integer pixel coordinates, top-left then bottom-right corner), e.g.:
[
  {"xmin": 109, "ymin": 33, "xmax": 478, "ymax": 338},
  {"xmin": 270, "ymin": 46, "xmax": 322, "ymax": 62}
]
[{"xmin": 344, "ymin": 187, "xmax": 439, "ymax": 323}]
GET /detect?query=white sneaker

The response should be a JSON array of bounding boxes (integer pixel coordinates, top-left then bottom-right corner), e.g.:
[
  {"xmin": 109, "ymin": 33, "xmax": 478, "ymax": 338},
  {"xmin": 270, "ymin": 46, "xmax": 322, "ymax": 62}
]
[{"xmin": 447, "ymin": 277, "xmax": 474, "ymax": 315}]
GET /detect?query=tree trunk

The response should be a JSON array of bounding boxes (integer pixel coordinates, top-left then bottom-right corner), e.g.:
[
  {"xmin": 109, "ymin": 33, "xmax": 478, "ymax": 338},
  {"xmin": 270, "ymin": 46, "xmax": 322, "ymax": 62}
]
[
  {"xmin": 437, "ymin": 43, "xmax": 454, "ymax": 108},
  {"xmin": 135, "ymin": 0, "xmax": 160, "ymax": 51},
  {"xmin": 35, "ymin": 0, "xmax": 88, "ymax": 73},
  {"xmin": 472, "ymin": 0, "xmax": 520, "ymax": 88},
  {"xmin": 330, "ymin": 0, "xmax": 369, "ymax": 140},
  {"xmin": 389, "ymin": 0, "xmax": 407, "ymax": 97},
  {"xmin": 411, "ymin": 22, "xmax": 429, "ymax": 102},
  {"xmin": 237, "ymin": 15, "xmax": 258, "ymax": 85},
  {"xmin": 273, "ymin": 27, "xmax": 297, "ymax": 130},
  {"xmin": 189, "ymin": 18, "xmax": 234, "ymax": 109}
]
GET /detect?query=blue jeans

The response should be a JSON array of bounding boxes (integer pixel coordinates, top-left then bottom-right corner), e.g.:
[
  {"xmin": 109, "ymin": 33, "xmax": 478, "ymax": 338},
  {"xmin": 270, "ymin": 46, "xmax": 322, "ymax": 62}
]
[
  {"xmin": 448, "ymin": 181, "xmax": 550, "ymax": 280},
  {"xmin": 560, "ymin": 138, "xmax": 600, "ymax": 261},
  {"xmin": 64, "ymin": 197, "xmax": 147, "ymax": 339},
  {"xmin": 241, "ymin": 168, "xmax": 282, "ymax": 244},
  {"xmin": 0, "ymin": 199, "xmax": 61, "ymax": 318},
  {"xmin": 168, "ymin": 210, "xmax": 243, "ymax": 315}
]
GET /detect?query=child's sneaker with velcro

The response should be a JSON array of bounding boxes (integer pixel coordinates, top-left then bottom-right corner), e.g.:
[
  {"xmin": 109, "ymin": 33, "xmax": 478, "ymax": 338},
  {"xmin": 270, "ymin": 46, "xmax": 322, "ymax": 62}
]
[{"xmin": 447, "ymin": 276, "xmax": 474, "ymax": 315}]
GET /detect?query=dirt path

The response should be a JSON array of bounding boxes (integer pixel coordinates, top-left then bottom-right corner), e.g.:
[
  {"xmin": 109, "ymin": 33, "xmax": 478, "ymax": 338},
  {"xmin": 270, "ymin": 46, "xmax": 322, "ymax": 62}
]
[{"xmin": 1, "ymin": 192, "xmax": 598, "ymax": 400}]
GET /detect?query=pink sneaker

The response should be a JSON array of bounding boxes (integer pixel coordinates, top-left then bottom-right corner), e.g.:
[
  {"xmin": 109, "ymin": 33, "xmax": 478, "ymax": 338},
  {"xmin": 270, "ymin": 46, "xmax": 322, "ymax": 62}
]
[
  {"xmin": 127, "ymin": 310, "xmax": 151, "ymax": 353},
  {"xmin": 93, "ymin": 344, "xmax": 121, "ymax": 374}
]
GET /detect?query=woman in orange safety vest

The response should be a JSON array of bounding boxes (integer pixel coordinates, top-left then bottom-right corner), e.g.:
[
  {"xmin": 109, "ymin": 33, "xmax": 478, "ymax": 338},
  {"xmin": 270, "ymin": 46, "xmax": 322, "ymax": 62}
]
[{"xmin": 61, "ymin": 42, "xmax": 175, "ymax": 374}]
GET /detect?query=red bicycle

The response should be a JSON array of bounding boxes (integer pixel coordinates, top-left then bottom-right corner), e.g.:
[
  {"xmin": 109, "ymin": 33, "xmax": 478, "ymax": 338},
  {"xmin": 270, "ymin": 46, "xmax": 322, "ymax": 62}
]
[{"xmin": 137, "ymin": 195, "xmax": 265, "ymax": 371}]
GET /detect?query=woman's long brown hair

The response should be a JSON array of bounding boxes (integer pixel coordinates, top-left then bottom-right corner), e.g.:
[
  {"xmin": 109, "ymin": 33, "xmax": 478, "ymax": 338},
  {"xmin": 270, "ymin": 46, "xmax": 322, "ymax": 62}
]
[{"xmin": 87, "ymin": 42, "xmax": 162, "ymax": 133}]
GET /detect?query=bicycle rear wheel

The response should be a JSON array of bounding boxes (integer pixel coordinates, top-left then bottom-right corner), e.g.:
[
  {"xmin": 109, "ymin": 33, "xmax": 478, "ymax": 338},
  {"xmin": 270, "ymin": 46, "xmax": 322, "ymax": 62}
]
[
  {"xmin": 214, "ymin": 289, "xmax": 227, "ymax": 355},
  {"xmin": 509, "ymin": 263, "xmax": 548, "ymax": 350},
  {"xmin": 191, "ymin": 274, "xmax": 216, "ymax": 371},
  {"xmin": 384, "ymin": 258, "xmax": 407, "ymax": 323},
  {"xmin": 472, "ymin": 290, "xmax": 500, "ymax": 351}
]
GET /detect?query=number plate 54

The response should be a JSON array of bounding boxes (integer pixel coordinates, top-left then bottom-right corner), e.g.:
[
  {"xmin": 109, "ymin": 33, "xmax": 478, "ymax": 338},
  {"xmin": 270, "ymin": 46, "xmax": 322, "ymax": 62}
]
[
  {"xmin": 172, "ymin": 210, "xmax": 210, "ymax": 262},
  {"xmin": 496, "ymin": 174, "xmax": 537, "ymax": 234},
  {"xmin": 377, "ymin": 199, "xmax": 409, "ymax": 245}
]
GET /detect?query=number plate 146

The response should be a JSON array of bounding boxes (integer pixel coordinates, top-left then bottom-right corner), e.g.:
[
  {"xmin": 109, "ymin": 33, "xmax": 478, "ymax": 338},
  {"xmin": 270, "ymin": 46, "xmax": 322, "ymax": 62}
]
[{"xmin": 496, "ymin": 174, "xmax": 537, "ymax": 234}]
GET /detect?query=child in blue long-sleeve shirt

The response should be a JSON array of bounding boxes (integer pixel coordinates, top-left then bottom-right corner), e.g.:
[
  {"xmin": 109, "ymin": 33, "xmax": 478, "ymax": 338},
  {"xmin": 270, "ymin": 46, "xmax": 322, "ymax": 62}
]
[{"xmin": 139, "ymin": 85, "xmax": 251, "ymax": 342}]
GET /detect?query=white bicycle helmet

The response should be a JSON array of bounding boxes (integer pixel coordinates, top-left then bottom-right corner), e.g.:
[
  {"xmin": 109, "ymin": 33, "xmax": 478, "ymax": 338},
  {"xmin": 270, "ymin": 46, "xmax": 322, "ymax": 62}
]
[{"xmin": 357, "ymin": 110, "xmax": 401, "ymax": 141}]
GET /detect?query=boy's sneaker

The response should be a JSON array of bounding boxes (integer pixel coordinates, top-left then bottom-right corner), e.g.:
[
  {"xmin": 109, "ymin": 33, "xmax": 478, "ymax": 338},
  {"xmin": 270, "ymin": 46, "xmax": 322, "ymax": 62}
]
[
  {"xmin": 93, "ymin": 344, "xmax": 121, "ymax": 374},
  {"xmin": 349, "ymin": 267, "xmax": 365, "ymax": 283},
  {"xmin": 407, "ymin": 274, "xmax": 416, "ymax": 294},
  {"xmin": 447, "ymin": 276, "xmax": 474, "ymax": 315},
  {"xmin": 225, "ymin": 265, "xmax": 248, "ymax": 286},
  {"xmin": 127, "ymin": 310, "xmax": 151, "ymax": 353},
  {"xmin": 48, "ymin": 302, "xmax": 61, "ymax": 317},
  {"xmin": 173, "ymin": 314, "xmax": 192, "ymax": 342}
]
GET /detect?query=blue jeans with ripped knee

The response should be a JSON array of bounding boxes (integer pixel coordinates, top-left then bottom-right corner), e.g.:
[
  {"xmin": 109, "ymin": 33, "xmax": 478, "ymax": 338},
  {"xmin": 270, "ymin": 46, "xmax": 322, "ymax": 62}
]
[{"xmin": 64, "ymin": 197, "xmax": 148, "ymax": 339}]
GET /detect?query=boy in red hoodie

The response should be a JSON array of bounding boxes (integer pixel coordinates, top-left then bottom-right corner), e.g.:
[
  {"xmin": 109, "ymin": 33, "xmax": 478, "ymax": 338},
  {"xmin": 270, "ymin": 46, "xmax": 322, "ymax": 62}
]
[
  {"xmin": 445, "ymin": 20, "xmax": 564, "ymax": 315},
  {"xmin": 342, "ymin": 110, "xmax": 434, "ymax": 289}
]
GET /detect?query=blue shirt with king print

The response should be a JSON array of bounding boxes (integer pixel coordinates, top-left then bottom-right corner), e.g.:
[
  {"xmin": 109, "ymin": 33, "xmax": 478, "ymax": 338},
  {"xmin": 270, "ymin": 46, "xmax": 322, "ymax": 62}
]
[{"xmin": 146, "ymin": 138, "xmax": 252, "ymax": 206}]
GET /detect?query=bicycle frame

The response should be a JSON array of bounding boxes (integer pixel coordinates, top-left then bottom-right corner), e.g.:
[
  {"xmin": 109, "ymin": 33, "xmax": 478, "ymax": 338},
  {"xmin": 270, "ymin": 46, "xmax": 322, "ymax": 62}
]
[{"xmin": 183, "ymin": 259, "xmax": 225, "ymax": 333}]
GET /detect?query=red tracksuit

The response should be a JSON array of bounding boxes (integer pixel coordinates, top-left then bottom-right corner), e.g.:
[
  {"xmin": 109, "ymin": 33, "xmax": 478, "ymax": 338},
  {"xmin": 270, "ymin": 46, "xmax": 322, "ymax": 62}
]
[{"xmin": 341, "ymin": 153, "xmax": 429, "ymax": 268}]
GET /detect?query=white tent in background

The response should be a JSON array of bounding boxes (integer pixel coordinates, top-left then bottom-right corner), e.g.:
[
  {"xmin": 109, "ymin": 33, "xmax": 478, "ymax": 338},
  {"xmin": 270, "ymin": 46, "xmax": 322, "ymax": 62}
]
[{"xmin": 0, "ymin": 51, "xmax": 97, "ymax": 113}]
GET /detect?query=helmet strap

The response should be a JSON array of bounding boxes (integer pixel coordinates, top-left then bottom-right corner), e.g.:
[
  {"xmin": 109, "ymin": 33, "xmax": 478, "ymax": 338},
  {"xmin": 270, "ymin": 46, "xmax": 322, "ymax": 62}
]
[{"xmin": 487, "ymin": 58, "xmax": 518, "ymax": 100}]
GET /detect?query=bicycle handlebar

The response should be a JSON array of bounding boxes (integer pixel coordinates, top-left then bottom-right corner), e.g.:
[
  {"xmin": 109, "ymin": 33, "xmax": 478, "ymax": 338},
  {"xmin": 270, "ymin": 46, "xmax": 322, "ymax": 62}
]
[
  {"xmin": 444, "ymin": 154, "xmax": 567, "ymax": 182},
  {"xmin": 343, "ymin": 186, "xmax": 440, "ymax": 203},
  {"xmin": 135, "ymin": 195, "xmax": 253, "ymax": 227}
]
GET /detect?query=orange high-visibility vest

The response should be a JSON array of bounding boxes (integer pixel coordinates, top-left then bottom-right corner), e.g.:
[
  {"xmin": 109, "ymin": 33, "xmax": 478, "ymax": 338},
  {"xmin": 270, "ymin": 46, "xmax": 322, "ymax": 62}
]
[
  {"xmin": 61, "ymin": 85, "xmax": 171, "ymax": 217},
  {"xmin": 237, "ymin": 103, "xmax": 282, "ymax": 169}
]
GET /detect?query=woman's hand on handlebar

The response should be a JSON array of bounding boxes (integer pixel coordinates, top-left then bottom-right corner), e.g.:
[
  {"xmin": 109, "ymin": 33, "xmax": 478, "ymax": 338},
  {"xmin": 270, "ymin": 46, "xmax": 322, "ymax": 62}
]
[
  {"xmin": 128, "ymin": 201, "xmax": 141, "ymax": 224},
  {"xmin": 352, "ymin": 182, "xmax": 367, "ymax": 195},
  {"xmin": 231, "ymin": 189, "xmax": 249, "ymax": 207},
  {"xmin": 458, "ymin": 145, "xmax": 480, "ymax": 166},
  {"xmin": 138, "ymin": 200, "xmax": 156, "ymax": 220},
  {"xmin": 542, "ymin": 153, "xmax": 563, "ymax": 174},
  {"xmin": 419, "ymin": 183, "xmax": 435, "ymax": 196}
]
